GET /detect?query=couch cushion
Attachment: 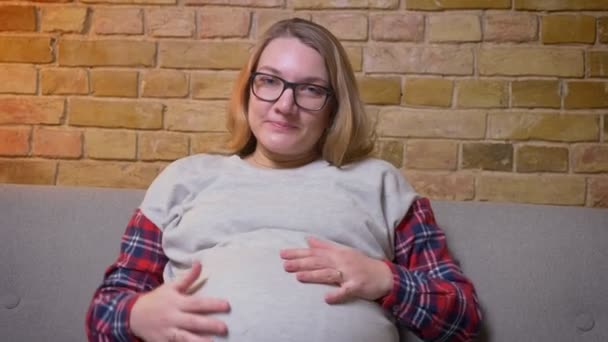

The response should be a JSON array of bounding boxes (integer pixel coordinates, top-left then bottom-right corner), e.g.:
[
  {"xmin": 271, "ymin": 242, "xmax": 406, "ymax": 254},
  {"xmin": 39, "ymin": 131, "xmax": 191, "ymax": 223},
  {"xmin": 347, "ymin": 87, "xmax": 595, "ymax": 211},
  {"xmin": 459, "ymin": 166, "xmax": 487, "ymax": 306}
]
[
  {"xmin": 421, "ymin": 200, "xmax": 608, "ymax": 342},
  {"xmin": 1, "ymin": 184, "xmax": 144, "ymax": 341},
  {"xmin": 1, "ymin": 184, "xmax": 607, "ymax": 341}
]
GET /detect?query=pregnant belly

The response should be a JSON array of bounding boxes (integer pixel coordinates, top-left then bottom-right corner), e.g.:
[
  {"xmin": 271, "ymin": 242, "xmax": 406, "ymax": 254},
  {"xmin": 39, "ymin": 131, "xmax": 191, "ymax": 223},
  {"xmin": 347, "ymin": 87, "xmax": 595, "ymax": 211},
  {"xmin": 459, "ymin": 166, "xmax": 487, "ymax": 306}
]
[{"xmin": 170, "ymin": 245, "xmax": 398, "ymax": 342}]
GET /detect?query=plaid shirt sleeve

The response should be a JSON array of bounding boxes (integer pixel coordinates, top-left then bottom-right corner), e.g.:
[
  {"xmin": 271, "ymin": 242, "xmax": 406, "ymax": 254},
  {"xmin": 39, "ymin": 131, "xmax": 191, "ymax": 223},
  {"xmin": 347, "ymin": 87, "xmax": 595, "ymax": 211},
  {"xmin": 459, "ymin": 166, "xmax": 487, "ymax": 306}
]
[
  {"xmin": 86, "ymin": 209, "xmax": 168, "ymax": 342},
  {"xmin": 379, "ymin": 197, "xmax": 482, "ymax": 342}
]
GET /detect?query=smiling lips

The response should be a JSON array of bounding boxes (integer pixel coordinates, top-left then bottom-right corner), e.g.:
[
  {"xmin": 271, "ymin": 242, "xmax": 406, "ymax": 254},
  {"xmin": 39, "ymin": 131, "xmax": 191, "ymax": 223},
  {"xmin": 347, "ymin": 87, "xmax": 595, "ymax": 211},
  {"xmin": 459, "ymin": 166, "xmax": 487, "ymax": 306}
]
[{"xmin": 268, "ymin": 120, "xmax": 297, "ymax": 130}]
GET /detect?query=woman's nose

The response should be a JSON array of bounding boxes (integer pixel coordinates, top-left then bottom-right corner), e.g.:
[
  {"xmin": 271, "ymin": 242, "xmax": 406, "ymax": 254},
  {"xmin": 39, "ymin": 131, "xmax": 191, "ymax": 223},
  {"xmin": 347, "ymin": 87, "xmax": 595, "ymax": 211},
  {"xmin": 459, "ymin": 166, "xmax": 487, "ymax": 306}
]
[{"xmin": 274, "ymin": 87, "xmax": 298, "ymax": 113}]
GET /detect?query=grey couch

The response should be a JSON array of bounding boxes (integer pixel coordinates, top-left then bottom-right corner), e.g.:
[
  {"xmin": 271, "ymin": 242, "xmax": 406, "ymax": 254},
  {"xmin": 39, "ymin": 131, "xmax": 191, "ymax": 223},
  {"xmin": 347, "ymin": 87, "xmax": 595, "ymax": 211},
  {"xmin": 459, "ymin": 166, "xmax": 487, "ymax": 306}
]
[{"xmin": 1, "ymin": 183, "xmax": 607, "ymax": 341}]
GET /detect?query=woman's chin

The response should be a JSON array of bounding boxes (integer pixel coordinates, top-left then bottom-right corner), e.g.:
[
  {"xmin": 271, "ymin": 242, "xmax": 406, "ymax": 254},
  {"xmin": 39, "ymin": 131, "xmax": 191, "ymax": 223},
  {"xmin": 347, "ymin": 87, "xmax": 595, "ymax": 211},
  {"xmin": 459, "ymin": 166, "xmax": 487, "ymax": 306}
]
[{"xmin": 259, "ymin": 141, "xmax": 307, "ymax": 158}]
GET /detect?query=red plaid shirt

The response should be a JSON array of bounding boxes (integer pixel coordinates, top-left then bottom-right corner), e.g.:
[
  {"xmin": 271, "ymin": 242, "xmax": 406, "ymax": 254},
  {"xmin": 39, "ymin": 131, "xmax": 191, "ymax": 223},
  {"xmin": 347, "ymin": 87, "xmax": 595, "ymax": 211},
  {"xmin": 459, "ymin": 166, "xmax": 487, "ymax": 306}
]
[{"xmin": 86, "ymin": 197, "xmax": 481, "ymax": 341}]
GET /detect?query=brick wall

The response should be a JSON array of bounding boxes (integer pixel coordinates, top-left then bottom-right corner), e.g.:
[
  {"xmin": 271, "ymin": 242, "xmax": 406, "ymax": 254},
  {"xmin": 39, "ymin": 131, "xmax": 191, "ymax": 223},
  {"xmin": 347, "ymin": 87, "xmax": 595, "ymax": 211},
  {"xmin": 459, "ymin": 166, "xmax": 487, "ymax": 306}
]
[{"xmin": 0, "ymin": 0, "xmax": 607, "ymax": 208}]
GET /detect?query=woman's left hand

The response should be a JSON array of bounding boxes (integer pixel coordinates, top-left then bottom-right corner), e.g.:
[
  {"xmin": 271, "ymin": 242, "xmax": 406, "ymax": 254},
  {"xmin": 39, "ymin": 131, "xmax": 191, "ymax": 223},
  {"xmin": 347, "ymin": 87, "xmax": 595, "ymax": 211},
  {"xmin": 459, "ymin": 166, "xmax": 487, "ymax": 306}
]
[{"xmin": 280, "ymin": 237, "xmax": 394, "ymax": 304}]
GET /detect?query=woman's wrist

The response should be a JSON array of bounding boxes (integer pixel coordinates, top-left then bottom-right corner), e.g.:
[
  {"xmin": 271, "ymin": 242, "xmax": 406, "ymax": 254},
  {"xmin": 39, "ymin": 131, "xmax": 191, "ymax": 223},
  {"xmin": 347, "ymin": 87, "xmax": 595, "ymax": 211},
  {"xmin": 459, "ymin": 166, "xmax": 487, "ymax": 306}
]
[
  {"xmin": 128, "ymin": 293, "xmax": 147, "ymax": 339},
  {"xmin": 374, "ymin": 259, "xmax": 395, "ymax": 300}
]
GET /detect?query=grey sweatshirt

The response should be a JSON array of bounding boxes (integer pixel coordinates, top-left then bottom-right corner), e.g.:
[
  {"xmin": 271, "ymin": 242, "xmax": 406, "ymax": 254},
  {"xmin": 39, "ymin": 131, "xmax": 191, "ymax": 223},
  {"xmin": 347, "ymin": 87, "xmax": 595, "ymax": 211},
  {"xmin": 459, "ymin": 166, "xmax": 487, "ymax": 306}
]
[{"xmin": 140, "ymin": 154, "xmax": 417, "ymax": 342}]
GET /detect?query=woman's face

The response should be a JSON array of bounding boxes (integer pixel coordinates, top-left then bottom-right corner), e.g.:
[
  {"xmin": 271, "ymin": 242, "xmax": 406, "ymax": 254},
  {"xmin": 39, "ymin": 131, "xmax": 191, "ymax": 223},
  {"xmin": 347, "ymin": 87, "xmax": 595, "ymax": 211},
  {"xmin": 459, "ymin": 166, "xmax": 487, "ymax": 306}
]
[{"xmin": 247, "ymin": 37, "xmax": 332, "ymax": 161}]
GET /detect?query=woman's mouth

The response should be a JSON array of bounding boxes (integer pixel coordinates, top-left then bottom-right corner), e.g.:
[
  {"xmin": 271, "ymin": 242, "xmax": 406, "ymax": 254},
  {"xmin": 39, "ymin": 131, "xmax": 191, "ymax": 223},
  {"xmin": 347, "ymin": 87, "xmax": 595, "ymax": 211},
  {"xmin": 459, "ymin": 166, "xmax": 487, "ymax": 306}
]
[{"xmin": 268, "ymin": 121, "xmax": 297, "ymax": 130}]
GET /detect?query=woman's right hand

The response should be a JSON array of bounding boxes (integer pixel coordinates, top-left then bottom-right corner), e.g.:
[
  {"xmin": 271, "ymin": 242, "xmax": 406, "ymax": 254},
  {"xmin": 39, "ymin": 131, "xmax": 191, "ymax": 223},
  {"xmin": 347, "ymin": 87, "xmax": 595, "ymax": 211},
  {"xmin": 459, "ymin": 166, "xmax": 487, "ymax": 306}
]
[{"xmin": 130, "ymin": 262, "xmax": 230, "ymax": 342}]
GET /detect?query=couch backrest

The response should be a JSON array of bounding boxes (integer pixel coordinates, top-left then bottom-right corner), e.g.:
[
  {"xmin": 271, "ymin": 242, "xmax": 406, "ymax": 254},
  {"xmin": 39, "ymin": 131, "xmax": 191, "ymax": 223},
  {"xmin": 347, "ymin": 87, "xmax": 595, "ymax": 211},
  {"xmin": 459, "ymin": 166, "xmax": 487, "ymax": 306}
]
[{"xmin": 1, "ymin": 184, "xmax": 607, "ymax": 341}]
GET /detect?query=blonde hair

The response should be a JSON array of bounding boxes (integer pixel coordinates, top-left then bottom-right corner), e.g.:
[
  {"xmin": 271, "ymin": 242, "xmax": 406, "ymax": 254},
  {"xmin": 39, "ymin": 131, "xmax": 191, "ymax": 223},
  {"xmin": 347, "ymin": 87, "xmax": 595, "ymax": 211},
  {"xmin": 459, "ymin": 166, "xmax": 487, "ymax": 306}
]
[{"xmin": 224, "ymin": 18, "xmax": 375, "ymax": 166}]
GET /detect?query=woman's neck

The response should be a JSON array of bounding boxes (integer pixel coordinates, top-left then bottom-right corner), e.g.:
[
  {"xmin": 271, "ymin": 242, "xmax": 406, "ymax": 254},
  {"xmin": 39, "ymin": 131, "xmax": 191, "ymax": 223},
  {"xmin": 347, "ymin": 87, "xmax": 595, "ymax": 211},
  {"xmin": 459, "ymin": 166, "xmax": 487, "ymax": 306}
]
[{"xmin": 247, "ymin": 149, "xmax": 319, "ymax": 169}]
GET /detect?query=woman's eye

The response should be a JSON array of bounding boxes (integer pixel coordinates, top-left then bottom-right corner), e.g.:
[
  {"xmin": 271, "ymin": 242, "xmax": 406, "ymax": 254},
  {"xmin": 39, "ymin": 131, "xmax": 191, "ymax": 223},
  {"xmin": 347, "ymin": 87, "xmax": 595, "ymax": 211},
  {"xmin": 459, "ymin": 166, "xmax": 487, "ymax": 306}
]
[
  {"xmin": 259, "ymin": 76, "xmax": 277, "ymax": 85},
  {"xmin": 303, "ymin": 85, "xmax": 324, "ymax": 96}
]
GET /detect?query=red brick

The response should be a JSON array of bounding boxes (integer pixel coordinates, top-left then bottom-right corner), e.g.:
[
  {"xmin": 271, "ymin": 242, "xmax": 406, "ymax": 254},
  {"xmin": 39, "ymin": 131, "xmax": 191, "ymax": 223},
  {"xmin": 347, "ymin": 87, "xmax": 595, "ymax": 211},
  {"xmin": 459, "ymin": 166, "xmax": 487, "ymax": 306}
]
[
  {"xmin": 313, "ymin": 13, "xmax": 368, "ymax": 41},
  {"xmin": 588, "ymin": 177, "xmax": 608, "ymax": 208},
  {"xmin": 93, "ymin": 8, "xmax": 143, "ymax": 35},
  {"xmin": 58, "ymin": 39, "xmax": 155, "ymax": 67},
  {"xmin": 357, "ymin": 76, "xmax": 401, "ymax": 105},
  {"xmin": 159, "ymin": 41, "xmax": 251, "ymax": 69},
  {"xmin": 192, "ymin": 72, "xmax": 237, "ymax": 99},
  {"xmin": 0, "ymin": 6, "xmax": 36, "ymax": 31},
  {"xmin": 141, "ymin": 70, "xmax": 189, "ymax": 98},
  {"xmin": 565, "ymin": 82, "xmax": 608, "ymax": 109},
  {"xmin": 81, "ymin": 0, "xmax": 174, "ymax": 3},
  {"xmin": 0, "ymin": 37, "xmax": 54, "ymax": 63},
  {"xmin": 542, "ymin": 15, "xmax": 596, "ymax": 44},
  {"xmin": 147, "ymin": 8, "xmax": 195, "ymax": 37},
  {"xmin": 462, "ymin": 142, "xmax": 514, "ymax": 171},
  {"xmin": 0, "ymin": 160, "xmax": 57, "ymax": 185},
  {"xmin": 199, "ymin": 8, "xmax": 251, "ymax": 38},
  {"xmin": 457, "ymin": 79, "xmax": 508, "ymax": 108},
  {"xmin": 0, "ymin": 65, "xmax": 37, "ymax": 94},
  {"xmin": 511, "ymin": 80, "xmax": 561, "ymax": 108},
  {"xmin": 479, "ymin": 47, "xmax": 584, "ymax": 77},
  {"xmin": 345, "ymin": 46, "xmax": 362, "ymax": 72},
  {"xmin": 166, "ymin": 101, "xmax": 227, "ymax": 132},
  {"xmin": 407, "ymin": 0, "xmax": 510, "ymax": 10},
  {"xmin": 370, "ymin": 13, "xmax": 424, "ymax": 42},
  {"xmin": 85, "ymin": 129, "xmax": 136, "ymax": 160},
  {"xmin": 405, "ymin": 140, "xmax": 458, "ymax": 170},
  {"xmin": 90, "ymin": 69, "xmax": 138, "ymax": 98},
  {"xmin": 32, "ymin": 127, "xmax": 82, "ymax": 158},
  {"xmin": 515, "ymin": 0, "xmax": 608, "ymax": 11},
  {"xmin": 41, "ymin": 68, "xmax": 89, "ymax": 95},
  {"xmin": 572, "ymin": 144, "xmax": 608, "ymax": 173},
  {"xmin": 484, "ymin": 12, "xmax": 537, "ymax": 42},
  {"xmin": 184, "ymin": 0, "xmax": 282, "ymax": 6},
  {"xmin": 57, "ymin": 161, "xmax": 161, "ymax": 189},
  {"xmin": 403, "ymin": 78, "xmax": 453, "ymax": 107},
  {"xmin": 293, "ymin": 0, "xmax": 398, "ymax": 9},
  {"xmin": 373, "ymin": 139, "xmax": 404, "ymax": 168},
  {"xmin": 191, "ymin": 133, "xmax": 230, "ymax": 154},
  {"xmin": 68, "ymin": 99, "xmax": 162, "ymax": 129},
  {"xmin": 365, "ymin": 45, "xmax": 474, "ymax": 75},
  {"xmin": 478, "ymin": 174, "xmax": 586, "ymax": 206},
  {"xmin": 378, "ymin": 108, "xmax": 485, "ymax": 139},
  {"xmin": 589, "ymin": 51, "xmax": 608, "ymax": 78},
  {"xmin": 40, "ymin": 7, "xmax": 88, "ymax": 33},
  {"xmin": 403, "ymin": 171, "xmax": 475, "ymax": 201},
  {"xmin": 0, "ymin": 126, "xmax": 30, "ymax": 156},
  {"xmin": 139, "ymin": 131, "xmax": 189, "ymax": 161},
  {"xmin": 488, "ymin": 112, "xmax": 599, "ymax": 142},
  {"xmin": 0, "ymin": 97, "xmax": 65, "ymax": 124},
  {"xmin": 516, "ymin": 145, "xmax": 569, "ymax": 173},
  {"xmin": 428, "ymin": 14, "xmax": 481, "ymax": 42},
  {"xmin": 600, "ymin": 17, "xmax": 608, "ymax": 43}
]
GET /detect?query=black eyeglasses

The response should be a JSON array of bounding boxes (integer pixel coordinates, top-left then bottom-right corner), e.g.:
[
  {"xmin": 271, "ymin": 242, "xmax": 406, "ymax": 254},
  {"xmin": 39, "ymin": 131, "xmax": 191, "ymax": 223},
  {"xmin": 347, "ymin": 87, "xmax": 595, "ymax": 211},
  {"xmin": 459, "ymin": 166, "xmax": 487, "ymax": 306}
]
[{"xmin": 249, "ymin": 72, "xmax": 333, "ymax": 111}]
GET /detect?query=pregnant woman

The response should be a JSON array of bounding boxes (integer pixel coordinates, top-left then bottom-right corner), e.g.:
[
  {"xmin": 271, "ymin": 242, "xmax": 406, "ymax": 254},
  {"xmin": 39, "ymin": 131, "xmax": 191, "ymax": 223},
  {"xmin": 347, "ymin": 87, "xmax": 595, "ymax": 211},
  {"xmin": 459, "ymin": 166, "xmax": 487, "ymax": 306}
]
[{"xmin": 86, "ymin": 18, "xmax": 481, "ymax": 342}]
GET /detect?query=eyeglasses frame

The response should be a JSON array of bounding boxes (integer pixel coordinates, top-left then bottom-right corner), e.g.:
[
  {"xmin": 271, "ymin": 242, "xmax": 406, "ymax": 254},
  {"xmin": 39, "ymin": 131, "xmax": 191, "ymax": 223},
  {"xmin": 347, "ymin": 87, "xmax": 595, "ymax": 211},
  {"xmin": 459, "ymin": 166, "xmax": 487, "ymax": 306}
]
[{"xmin": 248, "ymin": 72, "xmax": 334, "ymax": 112}]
